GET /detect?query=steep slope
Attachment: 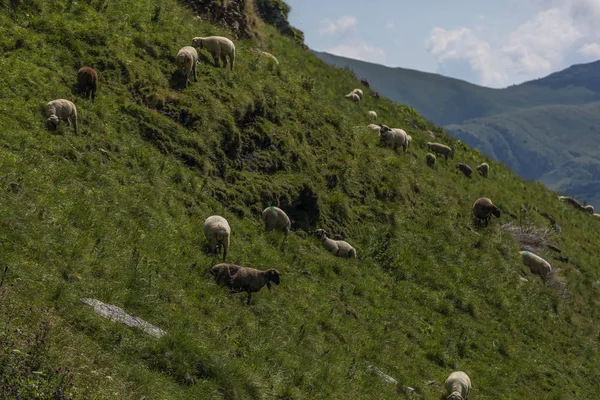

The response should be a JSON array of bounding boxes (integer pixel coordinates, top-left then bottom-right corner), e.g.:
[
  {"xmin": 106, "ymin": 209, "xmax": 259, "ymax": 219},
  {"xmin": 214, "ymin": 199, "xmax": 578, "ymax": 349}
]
[
  {"xmin": 314, "ymin": 51, "xmax": 600, "ymax": 208},
  {"xmin": 1, "ymin": 1, "xmax": 600, "ymax": 400}
]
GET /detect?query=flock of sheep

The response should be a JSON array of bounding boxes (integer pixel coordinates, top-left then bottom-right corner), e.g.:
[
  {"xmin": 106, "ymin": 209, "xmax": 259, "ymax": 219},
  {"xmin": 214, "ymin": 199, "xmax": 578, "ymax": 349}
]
[{"xmin": 40, "ymin": 27, "xmax": 595, "ymax": 398}]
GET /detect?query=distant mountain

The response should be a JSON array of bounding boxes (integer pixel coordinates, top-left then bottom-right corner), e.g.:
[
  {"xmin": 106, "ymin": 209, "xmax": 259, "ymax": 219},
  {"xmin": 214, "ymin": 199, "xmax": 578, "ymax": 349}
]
[{"xmin": 314, "ymin": 51, "xmax": 600, "ymax": 207}]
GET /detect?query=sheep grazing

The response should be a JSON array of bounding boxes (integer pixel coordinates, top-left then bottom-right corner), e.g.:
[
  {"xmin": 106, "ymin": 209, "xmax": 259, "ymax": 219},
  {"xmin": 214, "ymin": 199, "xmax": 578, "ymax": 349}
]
[
  {"xmin": 594, "ymin": 213, "xmax": 600, "ymax": 218},
  {"xmin": 351, "ymin": 88, "xmax": 364, "ymax": 100},
  {"xmin": 315, "ymin": 229, "xmax": 356, "ymax": 258},
  {"xmin": 426, "ymin": 153, "xmax": 436, "ymax": 167},
  {"xmin": 46, "ymin": 99, "xmax": 78, "ymax": 134},
  {"xmin": 406, "ymin": 134, "xmax": 412, "ymax": 151},
  {"xmin": 477, "ymin": 162, "xmax": 489, "ymax": 178},
  {"xmin": 192, "ymin": 36, "xmax": 236, "ymax": 71},
  {"xmin": 472, "ymin": 197, "xmax": 501, "ymax": 225},
  {"xmin": 360, "ymin": 78, "xmax": 370, "ymax": 88},
  {"xmin": 368, "ymin": 110, "xmax": 377, "ymax": 120},
  {"xmin": 256, "ymin": 49, "xmax": 279, "ymax": 65},
  {"xmin": 175, "ymin": 46, "xmax": 199, "ymax": 87},
  {"xmin": 367, "ymin": 124, "xmax": 381, "ymax": 134},
  {"xmin": 379, "ymin": 124, "xmax": 408, "ymax": 152},
  {"xmin": 426, "ymin": 142, "xmax": 453, "ymax": 159},
  {"xmin": 444, "ymin": 371, "xmax": 471, "ymax": 400},
  {"xmin": 457, "ymin": 162, "xmax": 473, "ymax": 177},
  {"xmin": 203, "ymin": 215, "xmax": 231, "ymax": 261},
  {"xmin": 210, "ymin": 263, "xmax": 281, "ymax": 304},
  {"xmin": 262, "ymin": 206, "xmax": 291, "ymax": 236},
  {"xmin": 520, "ymin": 251, "xmax": 552, "ymax": 280},
  {"xmin": 558, "ymin": 196, "xmax": 586, "ymax": 212},
  {"xmin": 77, "ymin": 67, "xmax": 98, "ymax": 101},
  {"xmin": 584, "ymin": 205, "xmax": 594, "ymax": 214},
  {"xmin": 345, "ymin": 92, "xmax": 360, "ymax": 104}
]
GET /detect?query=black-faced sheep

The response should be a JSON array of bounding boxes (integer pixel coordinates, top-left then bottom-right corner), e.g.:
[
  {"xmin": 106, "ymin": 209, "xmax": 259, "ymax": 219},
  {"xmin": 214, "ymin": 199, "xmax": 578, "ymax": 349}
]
[
  {"xmin": 426, "ymin": 153, "xmax": 436, "ymax": 167},
  {"xmin": 584, "ymin": 205, "xmax": 594, "ymax": 214},
  {"xmin": 426, "ymin": 142, "xmax": 453, "ymax": 159},
  {"xmin": 360, "ymin": 78, "xmax": 370, "ymax": 88},
  {"xmin": 558, "ymin": 196, "xmax": 587, "ymax": 212},
  {"xmin": 457, "ymin": 162, "xmax": 473, "ymax": 177},
  {"xmin": 46, "ymin": 99, "xmax": 78, "ymax": 134},
  {"xmin": 444, "ymin": 371, "xmax": 471, "ymax": 400},
  {"xmin": 192, "ymin": 36, "xmax": 235, "ymax": 71},
  {"xmin": 262, "ymin": 206, "xmax": 291, "ymax": 236},
  {"xmin": 204, "ymin": 215, "xmax": 231, "ymax": 261},
  {"xmin": 210, "ymin": 263, "xmax": 281, "ymax": 304},
  {"xmin": 315, "ymin": 229, "xmax": 356, "ymax": 258},
  {"xmin": 472, "ymin": 197, "xmax": 500, "ymax": 226},
  {"xmin": 175, "ymin": 46, "xmax": 199, "ymax": 87},
  {"xmin": 77, "ymin": 67, "xmax": 98, "ymax": 101},
  {"xmin": 477, "ymin": 162, "xmax": 489, "ymax": 178},
  {"xmin": 379, "ymin": 124, "xmax": 408, "ymax": 152},
  {"xmin": 520, "ymin": 251, "xmax": 552, "ymax": 280}
]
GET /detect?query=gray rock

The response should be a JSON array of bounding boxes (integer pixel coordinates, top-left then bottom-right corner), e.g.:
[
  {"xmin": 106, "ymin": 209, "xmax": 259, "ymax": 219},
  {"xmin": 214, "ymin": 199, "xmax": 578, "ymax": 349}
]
[
  {"xmin": 366, "ymin": 365, "xmax": 397, "ymax": 384},
  {"xmin": 80, "ymin": 298, "xmax": 166, "ymax": 338}
]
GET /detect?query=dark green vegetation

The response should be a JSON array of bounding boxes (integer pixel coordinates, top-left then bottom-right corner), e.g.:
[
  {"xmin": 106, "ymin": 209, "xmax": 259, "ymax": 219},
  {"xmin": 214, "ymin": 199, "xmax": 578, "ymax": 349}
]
[
  {"xmin": 1, "ymin": 1, "xmax": 600, "ymax": 399},
  {"xmin": 314, "ymin": 51, "xmax": 600, "ymax": 208}
]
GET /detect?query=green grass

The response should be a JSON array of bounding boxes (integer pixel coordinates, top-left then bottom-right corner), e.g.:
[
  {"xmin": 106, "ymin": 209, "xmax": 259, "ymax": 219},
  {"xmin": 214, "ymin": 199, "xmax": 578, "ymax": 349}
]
[{"xmin": 0, "ymin": 1, "xmax": 600, "ymax": 399}]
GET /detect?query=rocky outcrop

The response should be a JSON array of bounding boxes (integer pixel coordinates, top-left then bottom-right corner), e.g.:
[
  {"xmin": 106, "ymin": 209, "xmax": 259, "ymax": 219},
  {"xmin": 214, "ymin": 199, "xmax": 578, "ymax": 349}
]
[{"xmin": 255, "ymin": 0, "xmax": 304, "ymax": 44}]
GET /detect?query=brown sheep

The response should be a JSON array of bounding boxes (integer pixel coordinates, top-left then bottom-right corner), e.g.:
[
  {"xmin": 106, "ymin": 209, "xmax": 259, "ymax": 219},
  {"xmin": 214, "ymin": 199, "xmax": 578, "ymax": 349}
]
[
  {"xmin": 210, "ymin": 263, "xmax": 281, "ymax": 304},
  {"xmin": 477, "ymin": 162, "xmax": 489, "ymax": 178},
  {"xmin": 77, "ymin": 67, "xmax": 98, "ymax": 101},
  {"xmin": 457, "ymin": 163, "xmax": 473, "ymax": 177},
  {"xmin": 426, "ymin": 153, "xmax": 436, "ymax": 167},
  {"xmin": 472, "ymin": 197, "xmax": 501, "ymax": 226}
]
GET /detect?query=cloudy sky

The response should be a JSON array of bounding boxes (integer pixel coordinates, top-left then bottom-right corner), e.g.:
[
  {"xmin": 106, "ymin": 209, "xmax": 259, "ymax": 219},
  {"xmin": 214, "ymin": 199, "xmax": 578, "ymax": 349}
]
[{"xmin": 285, "ymin": 0, "xmax": 600, "ymax": 88}]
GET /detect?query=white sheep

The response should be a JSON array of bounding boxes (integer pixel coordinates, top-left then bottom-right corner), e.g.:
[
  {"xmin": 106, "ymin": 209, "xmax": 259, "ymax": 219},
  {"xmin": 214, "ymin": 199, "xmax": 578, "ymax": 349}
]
[
  {"xmin": 520, "ymin": 251, "xmax": 552, "ymax": 280},
  {"xmin": 192, "ymin": 36, "xmax": 235, "ymax": 71},
  {"xmin": 46, "ymin": 99, "xmax": 78, "ymax": 134},
  {"xmin": 345, "ymin": 92, "xmax": 360, "ymax": 104},
  {"xmin": 351, "ymin": 88, "xmax": 363, "ymax": 100},
  {"xmin": 315, "ymin": 229, "xmax": 356, "ymax": 258},
  {"xmin": 426, "ymin": 142, "xmax": 453, "ymax": 159},
  {"xmin": 444, "ymin": 371, "xmax": 471, "ymax": 400},
  {"xmin": 406, "ymin": 134, "xmax": 412, "ymax": 151},
  {"xmin": 175, "ymin": 46, "xmax": 198, "ymax": 87},
  {"xmin": 368, "ymin": 111, "xmax": 377, "ymax": 120},
  {"xmin": 594, "ymin": 213, "xmax": 600, "ymax": 218},
  {"xmin": 204, "ymin": 215, "xmax": 231, "ymax": 261},
  {"xmin": 379, "ymin": 124, "xmax": 408, "ymax": 152},
  {"xmin": 262, "ymin": 206, "xmax": 291, "ymax": 236},
  {"xmin": 584, "ymin": 205, "xmax": 594, "ymax": 214},
  {"xmin": 367, "ymin": 124, "xmax": 381, "ymax": 134},
  {"xmin": 477, "ymin": 162, "xmax": 489, "ymax": 178},
  {"xmin": 255, "ymin": 49, "xmax": 279, "ymax": 65}
]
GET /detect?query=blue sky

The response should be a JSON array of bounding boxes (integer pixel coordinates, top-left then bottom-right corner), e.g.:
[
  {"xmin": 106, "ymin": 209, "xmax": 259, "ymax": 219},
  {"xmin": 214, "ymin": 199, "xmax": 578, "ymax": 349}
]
[{"xmin": 285, "ymin": 0, "xmax": 600, "ymax": 88}]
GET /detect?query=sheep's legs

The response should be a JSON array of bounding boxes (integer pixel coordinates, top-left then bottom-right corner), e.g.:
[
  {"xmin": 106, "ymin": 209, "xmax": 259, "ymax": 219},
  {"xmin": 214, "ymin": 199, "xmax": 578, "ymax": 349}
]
[
  {"xmin": 221, "ymin": 55, "xmax": 228, "ymax": 69},
  {"xmin": 212, "ymin": 51, "xmax": 221, "ymax": 67},
  {"xmin": 246, "ymin": 292, "xmax": 252, "ymax": 305}
]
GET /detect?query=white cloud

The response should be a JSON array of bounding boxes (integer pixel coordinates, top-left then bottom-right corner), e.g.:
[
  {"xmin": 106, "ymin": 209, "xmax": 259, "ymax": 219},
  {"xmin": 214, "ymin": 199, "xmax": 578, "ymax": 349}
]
[
  {"xmin": 426, "ymin": 4, "xmax": 590, "ymax": 87},
  {"xmin": 327, "ymin": 40, "xmax": 386, "ymax": 64},
  {"xmin": 579, "ymin": 42, "xmax": 600, "ymax": 59},
  {"xmin": 319, "ymin": 16, "xmax": 357, "ymax": 36}
]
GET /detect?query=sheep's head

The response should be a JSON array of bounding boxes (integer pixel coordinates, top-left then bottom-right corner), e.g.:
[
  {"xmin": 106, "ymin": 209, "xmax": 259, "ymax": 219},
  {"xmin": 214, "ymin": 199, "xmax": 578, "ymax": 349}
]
[
  {"xmin": 46, "ymin": 115, "xmax": 59, "ymax": 130},
  {"xmin": 315, "ymin": 229, "xmax": 329, "ymax": 240},
  {"xmin": 446, "ymin": 392, "xmax": 464, "ymax": 400},
  {"xmin": 493, "ymin": 206, "xmax": 501, "ymax": 218},
  {"xmin": 585, "ymin": 205, "xmax": 594, "ymax": 214},
  {"xmin": 266, "ymin": 269, "xmax": 281, "ymax": 285},
  {"xmin": 191, "ymin": 37, "xmax": 204, "ymax": 48}
]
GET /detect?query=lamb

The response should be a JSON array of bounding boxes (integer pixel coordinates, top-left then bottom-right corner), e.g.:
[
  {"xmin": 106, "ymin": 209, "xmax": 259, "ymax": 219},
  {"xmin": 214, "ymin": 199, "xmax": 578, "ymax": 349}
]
[
  {"xmin": 77, "ymin": 67, "xmax": 98, "ymax": 101},
  {"xmin": 477, "ymin": 162, "xmax": 489, "ymax": 178},
  {"xmin": 584, "ymin": 205, "xmax": 594, "ymax": 214},
  {"xmin": 444, "ymin": 371, "xmax": 471, "ymax": 400},
  {"xmin": 191, "ymin": 36, "xmax": 235, "ymax": 71},
  {"xmin": 379, "ymin": 124, "xmax": 408, "ymax": 152},
  {"xmin": 519, "ymin": 251, "xmax": 552, "ymax": 280},
  {"xmin": 315, "ymin": 229, "xmax": 356, "ymax": 258},
  {"xmin": 345, "ymin": 92, "xmax": 360, "ymax": 104},
  {"xmin": 426, "ymin": 142, "xmax": 453, "ymax": 159},
  {"xmin": 210, "ymin": 263, "xmax": 280, "ymax": 304},
  {"xmin": 426, "ymin": 153, "xmax": 436, "ymax": 167},
  {"xmin": 472, "ymin": 197, "xmax": 501, "ymax": 225},
  {"xmin": 457, "ymin": 162, "xmax": 473, "ymax": 177},
  {"xmin": 368, "ymin": 111, "xmax": 377, "ymax": 120},
  {"xmin": 351, "ymin": 88, "xmax": 364, "ymax": 100},
  {"xmin": 262, "ymin": 206, "xmax": 291, "ymax": 236},
  {"xmin": 256, "ymin": 49, "xmax": 279, "ymax": 65},
  {"xmin": 367, "ymin": 124, "xmax": 381, "ymax": 134},
  {"xmin": 203, "ymin": 215, "xmax": 231, "ymax": 261},
  {"xmin": 45, "ymin": 99, "xmax": 78, "ymax": 134},
  {"xmin": 175, "ymin": 46, "xmax": 198, "ymax": 87}
]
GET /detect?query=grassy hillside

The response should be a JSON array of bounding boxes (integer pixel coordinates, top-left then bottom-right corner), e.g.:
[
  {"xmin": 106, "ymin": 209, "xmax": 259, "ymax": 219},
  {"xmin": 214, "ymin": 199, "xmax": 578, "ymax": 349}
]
[
  {"xmin": 1, "ymin": 1, "xmax": 600, "ymax": 399},
  {"xmin": 314, "ymin": 51, "xmax": 600, "ymax": 209}
]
